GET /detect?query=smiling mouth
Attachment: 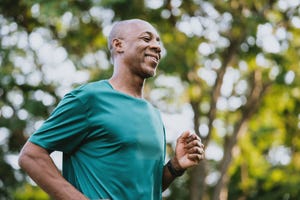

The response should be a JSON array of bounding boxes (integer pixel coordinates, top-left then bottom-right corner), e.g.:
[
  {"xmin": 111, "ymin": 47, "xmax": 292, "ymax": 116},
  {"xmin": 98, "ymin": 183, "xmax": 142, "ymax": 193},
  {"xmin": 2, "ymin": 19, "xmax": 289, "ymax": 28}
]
[{"xmin": 145, "ymin": 54, "xmax": 159, "ymax": 64}]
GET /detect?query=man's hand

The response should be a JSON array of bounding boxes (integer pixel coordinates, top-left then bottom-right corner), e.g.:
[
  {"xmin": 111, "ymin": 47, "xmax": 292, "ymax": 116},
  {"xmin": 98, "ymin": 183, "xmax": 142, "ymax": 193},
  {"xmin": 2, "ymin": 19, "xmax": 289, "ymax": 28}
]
[
  {"xmin": 162, "ymin": 130, "xmax": 205, "ymax": 190},
  {"xmin": 172, "ymin": 130, "xmax": 205, "ymax": 171}
]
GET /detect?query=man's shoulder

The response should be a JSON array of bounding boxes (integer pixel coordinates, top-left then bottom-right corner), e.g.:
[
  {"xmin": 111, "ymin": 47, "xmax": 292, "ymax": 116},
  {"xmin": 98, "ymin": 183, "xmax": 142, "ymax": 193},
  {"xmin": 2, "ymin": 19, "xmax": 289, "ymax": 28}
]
[
  {"xmin": 58, "ymin": 80, "xmax": 111, "ymax": 105},
  {"xmin": 71, "ymin": 80, "xmax": 109, "ymax": 96}
]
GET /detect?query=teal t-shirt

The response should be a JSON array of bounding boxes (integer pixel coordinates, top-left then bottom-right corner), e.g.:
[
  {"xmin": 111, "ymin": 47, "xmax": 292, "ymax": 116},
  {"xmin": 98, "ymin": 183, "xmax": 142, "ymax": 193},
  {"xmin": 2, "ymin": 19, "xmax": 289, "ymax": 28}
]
[{"xmin": 29, "ymin": 80, "xmax": 166, "ymax": 200}]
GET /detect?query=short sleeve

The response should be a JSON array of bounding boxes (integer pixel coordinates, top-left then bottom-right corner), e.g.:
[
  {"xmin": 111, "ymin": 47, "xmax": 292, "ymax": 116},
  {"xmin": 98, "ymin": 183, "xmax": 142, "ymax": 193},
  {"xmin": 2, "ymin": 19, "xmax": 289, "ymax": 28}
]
[{"xmin": 29, "ymin": 92, "xmax": 89, "ymax": 154}]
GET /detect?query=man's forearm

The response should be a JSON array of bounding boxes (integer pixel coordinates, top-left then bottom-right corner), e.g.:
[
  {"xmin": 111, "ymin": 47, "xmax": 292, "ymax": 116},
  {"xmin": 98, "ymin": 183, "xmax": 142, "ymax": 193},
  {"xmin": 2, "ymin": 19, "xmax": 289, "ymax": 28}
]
[
  {"xmin": 19, "ymin": 142, "xmax": 88, "ymax": 200},
  {"xmin": 162, "ymin": 164, "xmax": 176, "ymax": 191},
  {"xmin": 162, "ymin": 159, "xmax": 185, "ymax": 191}
]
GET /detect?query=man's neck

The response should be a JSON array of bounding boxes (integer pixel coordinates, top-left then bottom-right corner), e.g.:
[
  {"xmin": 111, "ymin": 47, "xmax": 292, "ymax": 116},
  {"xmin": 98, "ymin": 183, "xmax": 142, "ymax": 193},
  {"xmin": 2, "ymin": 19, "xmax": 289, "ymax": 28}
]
[{"xmin": 109, "ymin": 75, "xmax": 145, "ymax": 98}]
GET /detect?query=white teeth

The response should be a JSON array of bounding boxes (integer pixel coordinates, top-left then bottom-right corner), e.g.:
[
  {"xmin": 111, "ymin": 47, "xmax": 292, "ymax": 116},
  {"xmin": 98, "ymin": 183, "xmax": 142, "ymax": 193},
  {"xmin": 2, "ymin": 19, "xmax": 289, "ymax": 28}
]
[{"xmin": 146, "ymin": 56, "xmax": 158, "ymax": 63}]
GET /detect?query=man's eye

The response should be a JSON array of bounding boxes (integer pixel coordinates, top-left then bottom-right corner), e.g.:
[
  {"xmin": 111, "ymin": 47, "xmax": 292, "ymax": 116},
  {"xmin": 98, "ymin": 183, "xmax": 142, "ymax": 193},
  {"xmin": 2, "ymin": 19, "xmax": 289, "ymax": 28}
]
[{"xmin": 143, "ymin": 37, "xmax": 151, "ymax": 42}]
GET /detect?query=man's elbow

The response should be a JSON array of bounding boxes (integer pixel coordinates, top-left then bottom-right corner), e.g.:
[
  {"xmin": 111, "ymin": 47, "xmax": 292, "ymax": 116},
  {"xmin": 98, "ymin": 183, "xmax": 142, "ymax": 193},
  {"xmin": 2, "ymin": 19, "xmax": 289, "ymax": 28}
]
[
  {"xmin": 18, "ymin": 146, "xmax": 31, "ymax": 170},
  {"xmin": 18, "ymin": 141, "xmax": 43, "ymax": 170},
  {"xmin": 18, "ymin": 154, "xmax": 25, "ymax": 170}
]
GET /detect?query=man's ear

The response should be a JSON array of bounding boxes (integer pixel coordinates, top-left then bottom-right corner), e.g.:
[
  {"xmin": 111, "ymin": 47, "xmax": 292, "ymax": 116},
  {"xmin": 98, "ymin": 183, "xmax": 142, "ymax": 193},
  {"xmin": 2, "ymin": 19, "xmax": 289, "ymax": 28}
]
[{"xmin": 112, "ymin": 38, "xmax": 124, "ymax": 53}]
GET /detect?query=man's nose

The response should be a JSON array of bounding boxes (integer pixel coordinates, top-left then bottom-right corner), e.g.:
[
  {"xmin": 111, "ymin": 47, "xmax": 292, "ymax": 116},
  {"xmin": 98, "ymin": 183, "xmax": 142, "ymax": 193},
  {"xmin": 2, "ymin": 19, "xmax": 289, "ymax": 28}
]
[{"xmin": 150, "ymin": 41, "xmax": 161, "ymax": 55}]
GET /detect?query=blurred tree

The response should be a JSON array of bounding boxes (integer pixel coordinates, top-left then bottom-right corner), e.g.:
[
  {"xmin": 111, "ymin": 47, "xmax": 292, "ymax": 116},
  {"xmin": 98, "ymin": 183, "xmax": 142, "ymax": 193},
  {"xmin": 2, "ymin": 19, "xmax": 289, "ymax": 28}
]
[
  {"xmin": 13, "ymin": 183, "xmax": 50, "ymax": 200},
  {"xmin": 0, "ymin": 0, "xmax": 299, "ymax": 199}
]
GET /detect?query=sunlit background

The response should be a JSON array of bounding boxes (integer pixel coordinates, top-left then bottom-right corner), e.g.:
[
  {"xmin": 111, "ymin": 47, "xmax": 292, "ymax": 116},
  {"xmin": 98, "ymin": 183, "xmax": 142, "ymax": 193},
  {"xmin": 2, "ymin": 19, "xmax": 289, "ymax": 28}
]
[{"xmin": 1, "ymin": 0, "xmax": 300, "ymax": 199}]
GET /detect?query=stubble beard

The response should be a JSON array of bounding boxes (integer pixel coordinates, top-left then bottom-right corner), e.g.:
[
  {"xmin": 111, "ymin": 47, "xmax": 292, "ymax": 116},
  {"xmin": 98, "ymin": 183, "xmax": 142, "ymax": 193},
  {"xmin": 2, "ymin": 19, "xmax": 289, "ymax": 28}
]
[{"xmin": 143, "ymin": 63, "xmax": 158, "ymax": 78}]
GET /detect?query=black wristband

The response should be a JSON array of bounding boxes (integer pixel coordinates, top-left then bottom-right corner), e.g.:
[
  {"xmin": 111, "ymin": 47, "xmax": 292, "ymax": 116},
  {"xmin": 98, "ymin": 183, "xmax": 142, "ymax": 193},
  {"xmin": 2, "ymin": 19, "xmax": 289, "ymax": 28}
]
[{"xmin": 166, "ymin": 160, "xmax": 185, "ymax": 177}]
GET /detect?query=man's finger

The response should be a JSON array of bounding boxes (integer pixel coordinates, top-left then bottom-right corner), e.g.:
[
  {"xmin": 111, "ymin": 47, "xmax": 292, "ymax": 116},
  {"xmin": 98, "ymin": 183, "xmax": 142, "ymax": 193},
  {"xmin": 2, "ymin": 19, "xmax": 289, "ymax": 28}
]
[
  {"xmin": 187, "ymin": 154, "xmax": 205, "ymax": 162},
  {"xmin": 186, "ymin": 133, "xmax": 201, "ymax": 143},
  {"xmin": 179, "ymin": 130, "xmax": 192, "ymax": 140},
  {"xmin": 185, "ymin": 140, "xmax": 204, "ymax": 149},
  {"xmin": 187, "ymin": 147, "xmax": 205, "ymax": 154}
]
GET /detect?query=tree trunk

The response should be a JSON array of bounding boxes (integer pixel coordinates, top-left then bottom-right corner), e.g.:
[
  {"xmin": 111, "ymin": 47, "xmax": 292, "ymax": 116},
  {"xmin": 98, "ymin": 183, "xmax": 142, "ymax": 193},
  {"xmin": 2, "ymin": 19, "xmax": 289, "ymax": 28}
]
[
  {"xmin": 189, "ymin": 100, "xmax": 208, "ymax": 200},
  {"xmin": 212, "ymin": 119, "xmax": 248, "ymax": 200},
  {"xmin": 188, "ymin": 39, "xmax": 243, "ymax": 200},
  {"xmin": 212, "ymin": 70, "xmax": 272, "ymax": 199},
  {"xmin": 189, "ymin": 161, "xmax": 208, "ymax": 200}
]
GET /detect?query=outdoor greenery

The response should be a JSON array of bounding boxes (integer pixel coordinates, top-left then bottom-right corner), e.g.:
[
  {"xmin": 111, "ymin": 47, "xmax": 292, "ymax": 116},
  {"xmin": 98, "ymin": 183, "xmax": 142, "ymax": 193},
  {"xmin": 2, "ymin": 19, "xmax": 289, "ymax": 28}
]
[{"xmin": 0, "ymin": 0, "xmax": 300, "ymax": 199}]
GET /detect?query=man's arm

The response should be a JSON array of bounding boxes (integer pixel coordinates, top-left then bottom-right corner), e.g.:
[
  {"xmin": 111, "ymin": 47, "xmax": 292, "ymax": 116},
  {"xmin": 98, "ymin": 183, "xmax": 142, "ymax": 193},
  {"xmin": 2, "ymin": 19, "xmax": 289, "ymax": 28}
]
[
  {"xmin": 162, "ymin": 131, "xmax": 205, "ymax": 191},
  {"xmin": 162, "ymin": 158, "xmax": 182, "ymax": 191},
  {"xmin": 18, "ymin": 141, "xmax": 88, "ymax": 200}
]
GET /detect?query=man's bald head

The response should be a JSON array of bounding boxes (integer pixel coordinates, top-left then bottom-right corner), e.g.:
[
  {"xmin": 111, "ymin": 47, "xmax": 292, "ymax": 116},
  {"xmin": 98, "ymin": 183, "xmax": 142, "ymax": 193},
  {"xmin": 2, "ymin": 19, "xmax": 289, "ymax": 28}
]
[{"xmin": 108, "ymin": 19, "xmax": 158, "ymax": 61}]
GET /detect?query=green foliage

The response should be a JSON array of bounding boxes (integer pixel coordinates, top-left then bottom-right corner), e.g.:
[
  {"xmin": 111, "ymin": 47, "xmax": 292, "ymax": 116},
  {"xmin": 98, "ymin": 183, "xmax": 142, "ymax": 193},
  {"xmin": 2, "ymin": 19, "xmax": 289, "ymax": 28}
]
[
  {"xmin": 0, "ymin": 149, "xmax": 18, "ymax": 199},
  {"xmin": 1, "ymin": 0, "xmax": 300, "ymax": 199},
  {"xmin": 13, "ymin": 184, "xmax": 50, "ymax": 200}
]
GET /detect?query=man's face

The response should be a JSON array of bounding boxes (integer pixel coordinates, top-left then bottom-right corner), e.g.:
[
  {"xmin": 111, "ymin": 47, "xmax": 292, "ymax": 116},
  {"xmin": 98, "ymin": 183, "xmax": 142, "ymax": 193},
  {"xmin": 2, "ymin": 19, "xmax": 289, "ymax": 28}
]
[{"xmin": 122, "ymin": 21, "xmax": 162, "ymax": 78}]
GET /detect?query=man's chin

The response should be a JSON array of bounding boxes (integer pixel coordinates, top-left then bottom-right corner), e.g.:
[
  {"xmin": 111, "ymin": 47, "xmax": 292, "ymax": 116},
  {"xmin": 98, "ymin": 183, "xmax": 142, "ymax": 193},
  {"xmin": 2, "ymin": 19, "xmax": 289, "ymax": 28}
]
[
  {"xmin": 148, "ymin": 68, "xmax": 157, "ymax": 78},
  {"xmin": 143, "ymin": 66, "xmax": 157, "ymax": 78},
  {"xmin": 144, "ymin": 72, "xmax": 156, "ymax": 79}
]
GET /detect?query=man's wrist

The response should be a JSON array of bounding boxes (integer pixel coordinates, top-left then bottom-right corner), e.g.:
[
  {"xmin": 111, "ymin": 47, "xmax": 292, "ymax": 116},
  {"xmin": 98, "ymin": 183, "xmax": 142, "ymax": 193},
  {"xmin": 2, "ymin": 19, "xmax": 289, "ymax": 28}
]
[{"xmin": 166, "ymin": 159, "xmax": 185, "ymax": 177}]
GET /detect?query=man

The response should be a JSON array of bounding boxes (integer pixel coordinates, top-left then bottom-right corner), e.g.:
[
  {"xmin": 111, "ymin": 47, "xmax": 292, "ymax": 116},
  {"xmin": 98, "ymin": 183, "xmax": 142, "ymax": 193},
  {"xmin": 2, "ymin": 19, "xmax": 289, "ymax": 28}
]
[{"xmin": 18, "ymin": 19, "xmax": 205, "ymax": 200}]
